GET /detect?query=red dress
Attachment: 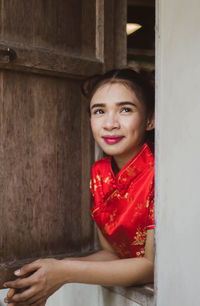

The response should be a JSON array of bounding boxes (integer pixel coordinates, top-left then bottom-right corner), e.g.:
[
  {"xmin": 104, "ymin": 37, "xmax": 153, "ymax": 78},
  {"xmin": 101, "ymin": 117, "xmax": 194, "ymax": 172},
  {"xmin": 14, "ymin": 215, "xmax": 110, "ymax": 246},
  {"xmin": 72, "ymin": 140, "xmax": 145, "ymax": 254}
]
[{"xmin": 90, "ymin": 143, "xmax": 154, "ymax": 259}]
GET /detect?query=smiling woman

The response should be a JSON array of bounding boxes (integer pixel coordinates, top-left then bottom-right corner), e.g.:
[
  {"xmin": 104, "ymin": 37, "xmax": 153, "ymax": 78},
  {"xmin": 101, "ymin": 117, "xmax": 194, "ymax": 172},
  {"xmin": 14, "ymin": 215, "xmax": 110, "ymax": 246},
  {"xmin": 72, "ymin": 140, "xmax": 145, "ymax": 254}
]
[{"xmin": 4, "ymin": 68, "xmax": 155, "ymax": 306}]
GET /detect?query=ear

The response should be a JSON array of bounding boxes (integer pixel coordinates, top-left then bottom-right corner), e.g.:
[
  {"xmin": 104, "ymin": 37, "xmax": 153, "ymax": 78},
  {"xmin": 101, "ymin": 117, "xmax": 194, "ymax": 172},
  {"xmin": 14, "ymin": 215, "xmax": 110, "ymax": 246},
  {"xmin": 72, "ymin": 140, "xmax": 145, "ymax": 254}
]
[{"xmin": 146, "ymin": 113, "xmax": 155, "ymax": 131}]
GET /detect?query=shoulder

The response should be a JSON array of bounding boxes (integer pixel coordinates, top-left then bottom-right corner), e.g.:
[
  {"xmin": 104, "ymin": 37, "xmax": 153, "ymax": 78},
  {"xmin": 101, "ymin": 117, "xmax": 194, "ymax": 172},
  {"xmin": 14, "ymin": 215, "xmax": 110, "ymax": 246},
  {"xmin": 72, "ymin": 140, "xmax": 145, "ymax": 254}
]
[
  {"xmin": 90, "ymin": 156, "xmax": 112, "ymax": 195},
  {"xmin": 91, "ymin": 156, "xmax": 111, "ymax": 174},
  {"xmin": 141, "ymin": 143, "xmax": 154, "ymax": 174}
]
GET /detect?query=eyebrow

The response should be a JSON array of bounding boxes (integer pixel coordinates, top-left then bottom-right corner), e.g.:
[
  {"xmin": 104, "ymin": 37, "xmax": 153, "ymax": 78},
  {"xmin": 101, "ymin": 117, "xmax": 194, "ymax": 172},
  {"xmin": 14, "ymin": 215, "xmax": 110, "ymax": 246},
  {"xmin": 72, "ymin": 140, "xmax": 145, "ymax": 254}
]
[{"xmin": 91, "ymin": 101, "xmax": 137, "ymax": 110}]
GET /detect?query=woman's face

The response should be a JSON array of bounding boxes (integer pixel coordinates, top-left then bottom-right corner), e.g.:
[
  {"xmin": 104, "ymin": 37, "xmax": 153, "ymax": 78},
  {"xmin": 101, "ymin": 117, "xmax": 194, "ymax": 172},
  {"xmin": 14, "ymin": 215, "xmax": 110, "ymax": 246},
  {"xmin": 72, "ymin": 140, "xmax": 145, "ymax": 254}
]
[{"xmin": 90, "ymin": 82, "xmax": 153, "ymax": 169}]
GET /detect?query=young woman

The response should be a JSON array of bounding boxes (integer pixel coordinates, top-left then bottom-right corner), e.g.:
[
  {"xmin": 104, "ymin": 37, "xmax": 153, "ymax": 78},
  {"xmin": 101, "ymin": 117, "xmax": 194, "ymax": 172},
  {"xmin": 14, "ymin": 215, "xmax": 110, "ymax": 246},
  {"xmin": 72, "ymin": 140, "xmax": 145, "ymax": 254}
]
[{"xmin": 4, "ymin": 68, "xmax": 155, "ymax": 306}]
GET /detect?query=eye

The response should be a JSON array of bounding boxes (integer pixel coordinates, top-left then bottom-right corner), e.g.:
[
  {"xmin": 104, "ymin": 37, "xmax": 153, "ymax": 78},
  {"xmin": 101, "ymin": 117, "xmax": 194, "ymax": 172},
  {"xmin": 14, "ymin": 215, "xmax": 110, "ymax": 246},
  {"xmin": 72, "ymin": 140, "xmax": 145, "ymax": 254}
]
[
  {"xmin": 121, "ymin": 107, "xmax": 132, "ymax": 113},
  {"xmin": 93, "ymin": 109, "xmax": 104, "ymax": 115}
]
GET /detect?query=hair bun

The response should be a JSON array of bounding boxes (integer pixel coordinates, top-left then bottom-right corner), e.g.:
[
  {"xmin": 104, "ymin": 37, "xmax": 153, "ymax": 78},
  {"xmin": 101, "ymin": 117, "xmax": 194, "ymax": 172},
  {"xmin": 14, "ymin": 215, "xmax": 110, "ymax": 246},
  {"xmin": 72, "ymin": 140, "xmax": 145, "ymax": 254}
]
[
  {"xmin": 81, "ymin": 74, "xmax": 101, "ymax": 98},
  {"xmin": 138, "ymin": 68, "xmax": 155, "ymax": 88}
]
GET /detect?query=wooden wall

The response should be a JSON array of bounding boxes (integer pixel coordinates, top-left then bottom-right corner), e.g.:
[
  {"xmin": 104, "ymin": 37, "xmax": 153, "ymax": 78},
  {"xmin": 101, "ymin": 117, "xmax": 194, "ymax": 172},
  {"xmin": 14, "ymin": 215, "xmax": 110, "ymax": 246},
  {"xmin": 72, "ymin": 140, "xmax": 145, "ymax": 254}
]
[{"xmin": 0, "ymin": 0, "xmax": 127, "ymax": 287}]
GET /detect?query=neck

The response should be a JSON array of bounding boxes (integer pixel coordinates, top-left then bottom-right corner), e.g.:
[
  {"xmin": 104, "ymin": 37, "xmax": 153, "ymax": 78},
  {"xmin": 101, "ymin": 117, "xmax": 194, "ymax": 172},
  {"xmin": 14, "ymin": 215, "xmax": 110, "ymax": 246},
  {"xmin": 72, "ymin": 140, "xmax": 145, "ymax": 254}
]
[{"xmin": 113, "ymin": 145, "xmax": 144, "ymax": 170}]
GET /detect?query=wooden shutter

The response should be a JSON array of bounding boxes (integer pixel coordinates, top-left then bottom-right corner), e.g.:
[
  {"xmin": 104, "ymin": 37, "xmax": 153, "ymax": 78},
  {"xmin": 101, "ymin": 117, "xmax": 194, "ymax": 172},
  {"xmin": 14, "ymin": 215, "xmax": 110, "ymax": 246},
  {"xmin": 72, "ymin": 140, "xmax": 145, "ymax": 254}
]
[{"xmin": 0, "ymin": 0, "xmax": 127, "ymax": 287}]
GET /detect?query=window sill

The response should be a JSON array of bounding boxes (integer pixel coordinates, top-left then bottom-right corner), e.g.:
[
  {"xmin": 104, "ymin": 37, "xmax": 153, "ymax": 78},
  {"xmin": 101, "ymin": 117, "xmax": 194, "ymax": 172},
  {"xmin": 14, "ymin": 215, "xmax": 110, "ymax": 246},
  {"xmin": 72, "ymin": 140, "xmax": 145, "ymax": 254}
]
[{"xmin": 103, "ymin": 283, "xmax": 155, "ymax": 306}]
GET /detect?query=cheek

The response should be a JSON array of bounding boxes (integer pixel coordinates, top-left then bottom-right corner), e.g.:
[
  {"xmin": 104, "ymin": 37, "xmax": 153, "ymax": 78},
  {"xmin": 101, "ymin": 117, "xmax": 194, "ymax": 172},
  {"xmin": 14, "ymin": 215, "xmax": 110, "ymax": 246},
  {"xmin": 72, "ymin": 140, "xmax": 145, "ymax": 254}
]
[
  {"xmin": 90, "ymin": 118, "xmax": 99, "ymax": 137},
  {"xmin": 123, "ymin": 115, "xmax": 145, "ymax": 133}
]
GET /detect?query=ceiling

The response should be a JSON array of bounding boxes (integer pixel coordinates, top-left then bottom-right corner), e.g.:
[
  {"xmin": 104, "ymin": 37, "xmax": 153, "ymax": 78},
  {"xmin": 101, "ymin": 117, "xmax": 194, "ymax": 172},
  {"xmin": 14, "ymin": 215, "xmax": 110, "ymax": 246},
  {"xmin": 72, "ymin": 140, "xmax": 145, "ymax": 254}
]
[{"xmin": 127, "ymin": 1, "xmax": 155, "ymax": 51}]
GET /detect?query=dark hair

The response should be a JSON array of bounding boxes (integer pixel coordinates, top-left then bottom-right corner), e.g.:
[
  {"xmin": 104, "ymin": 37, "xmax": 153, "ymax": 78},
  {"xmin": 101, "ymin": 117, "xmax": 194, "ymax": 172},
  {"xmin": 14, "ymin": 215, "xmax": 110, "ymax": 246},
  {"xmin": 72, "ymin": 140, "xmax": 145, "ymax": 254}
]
[{"xmin": 82, "ymin": 68, "xmax": 155, "ymax": 144}]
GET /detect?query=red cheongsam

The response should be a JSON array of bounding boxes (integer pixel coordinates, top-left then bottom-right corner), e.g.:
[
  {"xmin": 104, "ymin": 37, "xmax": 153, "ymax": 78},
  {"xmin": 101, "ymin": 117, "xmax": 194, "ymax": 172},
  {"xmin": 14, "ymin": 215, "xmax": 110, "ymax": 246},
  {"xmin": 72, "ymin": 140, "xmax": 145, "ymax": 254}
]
[{"xmin": 90, "ymin": 143, "xmax": 154, "ymax": 259}]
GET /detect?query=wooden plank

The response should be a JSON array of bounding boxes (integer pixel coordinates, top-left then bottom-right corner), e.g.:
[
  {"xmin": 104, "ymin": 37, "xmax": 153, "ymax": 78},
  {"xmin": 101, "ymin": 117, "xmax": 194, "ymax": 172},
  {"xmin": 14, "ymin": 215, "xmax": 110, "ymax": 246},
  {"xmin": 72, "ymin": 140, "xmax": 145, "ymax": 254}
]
[
  {"xmin": 104, "ymin": 0, "xmax": 127, "ymax": 71},
  {"xmin": 1, "ymin": 0, "xmax": 100, "ymax": 59},
  {"xmin": 113, "ymin": 0, "xmax": 127, "ymax": 68},
  {"xmin": 81, "ymin": 0, "xmax": 96, "ymax": 58},
  {"xmin": 2, "ymin": 0, "xmax": 82, "ymax": 54},
  {"xmin": 80, "ymin": 95, "xmax": 95, "ymax": 253},
  {"xmin": 104, "ymin": 0, "xmax": 115, "ymax": 71},
  {"xmin": 95, "ymin": 0, "xmax": 104, "ymax": 61},
  {"xmin": 0, "ymin": 42, "xmax": 103, "ymax": 78},
  {"xmin": 0, "ymin": 70, "xmax": 94, "ymax": 288}
]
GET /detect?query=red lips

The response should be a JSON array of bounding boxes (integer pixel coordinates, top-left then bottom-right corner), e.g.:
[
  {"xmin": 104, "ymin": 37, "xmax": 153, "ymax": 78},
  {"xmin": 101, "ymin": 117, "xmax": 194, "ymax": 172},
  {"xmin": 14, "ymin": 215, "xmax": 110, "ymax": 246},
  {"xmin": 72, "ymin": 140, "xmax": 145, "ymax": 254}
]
[{"xmin": 103, "ymin": 136, "xmax": 124, "ymax": 144}]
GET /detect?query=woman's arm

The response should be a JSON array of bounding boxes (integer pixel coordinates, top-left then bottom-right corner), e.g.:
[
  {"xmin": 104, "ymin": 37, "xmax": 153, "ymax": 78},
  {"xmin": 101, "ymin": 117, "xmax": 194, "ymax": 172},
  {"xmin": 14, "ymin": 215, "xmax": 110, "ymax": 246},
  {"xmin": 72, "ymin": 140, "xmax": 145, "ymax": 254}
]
[
  {"xmin": 4, "ymin": 229, "xmax": 154, "ymax": 305},
  {"xmin": 62, "ymin": 228, "xmax": 154, "ymax": 286}
]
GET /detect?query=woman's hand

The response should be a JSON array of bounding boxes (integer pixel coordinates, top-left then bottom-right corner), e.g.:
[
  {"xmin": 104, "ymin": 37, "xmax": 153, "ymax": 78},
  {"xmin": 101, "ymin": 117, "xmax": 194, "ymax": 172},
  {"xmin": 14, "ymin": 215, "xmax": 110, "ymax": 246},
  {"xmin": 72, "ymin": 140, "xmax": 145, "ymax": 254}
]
[
  {"xmin": 6, "ymin": 291, "xmax": 47, "ymax": 306},
  {"xmin": 3, "ymin": 258, "xmax": 65, "ymax": 305},
  {"xmin": 6, "ymin": 288, "xmax": 47, "ymax": 306}
]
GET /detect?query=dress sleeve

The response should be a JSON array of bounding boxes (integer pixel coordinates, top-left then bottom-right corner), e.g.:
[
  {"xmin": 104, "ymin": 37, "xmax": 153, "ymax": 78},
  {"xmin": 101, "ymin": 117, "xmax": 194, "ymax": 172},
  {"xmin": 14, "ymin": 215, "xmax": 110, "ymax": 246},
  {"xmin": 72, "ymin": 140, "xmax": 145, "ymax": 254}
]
[
  {"xmin": 89, "ymin": 174, "xmax": 95, "ymax": 209},
  {"xmin": 146, "ymin": 184, "xmax": 154, "ymax": 230}
]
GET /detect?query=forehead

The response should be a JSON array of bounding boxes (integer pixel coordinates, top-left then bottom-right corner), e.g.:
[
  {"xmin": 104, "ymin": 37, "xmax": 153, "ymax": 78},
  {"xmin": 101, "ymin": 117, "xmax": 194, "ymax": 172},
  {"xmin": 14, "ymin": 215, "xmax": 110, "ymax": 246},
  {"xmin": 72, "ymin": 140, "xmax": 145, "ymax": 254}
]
[{"xmin": 90, "ymin": 82, "xmax": 141, "ymax": 106}]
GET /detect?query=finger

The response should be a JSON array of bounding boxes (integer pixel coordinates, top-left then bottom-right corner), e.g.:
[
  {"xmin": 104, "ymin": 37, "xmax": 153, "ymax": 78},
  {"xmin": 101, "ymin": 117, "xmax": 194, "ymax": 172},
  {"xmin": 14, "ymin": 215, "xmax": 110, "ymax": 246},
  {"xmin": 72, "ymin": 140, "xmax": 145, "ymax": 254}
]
[
  {"xmin": 19, "ymin": 288, "xmax": 48, "ymax": 305},
  {"xmin": 4, "ymin": 276, "xmax": 35, "ymax": 289},
  {"xmin": 5, "ymin": 286, "xmax": 39, "ymax": 304},
  {"xmin": 14, "ymin": 260, "xmax": 42, "ymax": 277},
  {"xmin": 22, "ymin": 283, "xmax": 60, "ymax": 305},
  {"xmin": 7, "ymin": 288, "xmax": 15, "ymax": 298}
]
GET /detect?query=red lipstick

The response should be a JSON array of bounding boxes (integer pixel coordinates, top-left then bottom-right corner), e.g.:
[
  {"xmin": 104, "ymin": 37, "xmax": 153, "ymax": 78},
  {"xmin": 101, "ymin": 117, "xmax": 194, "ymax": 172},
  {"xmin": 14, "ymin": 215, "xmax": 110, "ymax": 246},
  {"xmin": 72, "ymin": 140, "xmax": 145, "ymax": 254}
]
[{"xmin": 103, "ymin": 136, "xmax": 124, "ymax": 144}]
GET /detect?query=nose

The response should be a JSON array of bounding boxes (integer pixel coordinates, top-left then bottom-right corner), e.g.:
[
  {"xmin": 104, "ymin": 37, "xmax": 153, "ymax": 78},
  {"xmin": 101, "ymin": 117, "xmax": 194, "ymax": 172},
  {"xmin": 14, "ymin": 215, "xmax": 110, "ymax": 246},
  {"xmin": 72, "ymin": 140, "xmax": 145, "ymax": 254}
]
[{"xmin": 103, "ymin": 112, "xmax": 120, "ymax": 131}]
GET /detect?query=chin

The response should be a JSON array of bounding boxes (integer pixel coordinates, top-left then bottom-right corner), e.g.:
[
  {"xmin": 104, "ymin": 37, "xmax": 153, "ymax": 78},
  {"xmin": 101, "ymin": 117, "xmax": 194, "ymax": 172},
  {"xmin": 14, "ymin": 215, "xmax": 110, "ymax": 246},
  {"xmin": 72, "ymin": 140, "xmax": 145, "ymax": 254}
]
[{"xmin": 103, "ymin": 148, "xmax": 126, "ymax": 157}]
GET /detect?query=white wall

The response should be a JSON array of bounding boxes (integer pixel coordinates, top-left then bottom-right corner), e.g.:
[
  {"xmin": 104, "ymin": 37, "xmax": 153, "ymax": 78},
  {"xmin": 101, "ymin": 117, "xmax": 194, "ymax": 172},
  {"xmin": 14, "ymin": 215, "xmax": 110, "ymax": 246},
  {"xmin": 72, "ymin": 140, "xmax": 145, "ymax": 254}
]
[
  {"xmin": 156, "ymin": 0, "xmax": 200, "ymax": 305},
  {"xmin": 46, "ymin": 284, "xmax": 101, "ymax": 306},
  {"xmin": 0, "ymin": 289, "xmax": 8, "ymax": 306},
  {"xmin": 1, "ymin": 285, "xmax": 155, "ymax": 306}
]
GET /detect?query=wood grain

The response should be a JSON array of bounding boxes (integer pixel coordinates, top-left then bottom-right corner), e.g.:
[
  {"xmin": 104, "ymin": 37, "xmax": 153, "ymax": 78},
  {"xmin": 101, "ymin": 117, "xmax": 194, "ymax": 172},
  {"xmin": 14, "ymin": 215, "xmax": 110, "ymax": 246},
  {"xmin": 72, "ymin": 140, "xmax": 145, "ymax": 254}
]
[
  {"xmin": 0, "ymin": 70, "xmax": 93, "ymax": 288},
  {"xmin": 0, "ymin": 0, "xmax": 127, "ymax": 289},
  {"xmin": 0, "ymin": 42, "xmax": 103, "ymax": 78}
]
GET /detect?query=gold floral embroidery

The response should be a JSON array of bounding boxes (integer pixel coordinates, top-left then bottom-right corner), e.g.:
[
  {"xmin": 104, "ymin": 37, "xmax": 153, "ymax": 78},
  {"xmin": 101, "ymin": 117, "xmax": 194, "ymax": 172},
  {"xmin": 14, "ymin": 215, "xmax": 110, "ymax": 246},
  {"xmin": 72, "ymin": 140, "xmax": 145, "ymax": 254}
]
[
  {"xmin": 109, "ymin": 209, "xmax": 117, "ymax": 222},
  {"xmin": 132, "ymin": 202, "xmax": 143, "ymax": 219},
  {"xmin": 130, "ymin": 203, "xmax": 144, "ymax": 222},
  {"xmin": 132, "ymin": 227, "xmax": 147, "ymax": 246},
  {"xmin": 104, "ymin": 223, "xmax": 110, "ymax": 233},
  {"xmin": 136, "ymin": 202, "xmax": 143, "ymax": 210},
  {"xmin": 148, "ymin": 205, "xmax": 154, "ymax": 223},
  {"xmin": 105, "ymin": 189, "xmax": 120, "ymax": 204},
  {"xmin": 89, "ymin": 179, "xmax": 94, "ymax": 196},
  {"xmin": 123, "ymin": 191, "xmax": 136, "ymax": 203},
  {"xmin": 111, "ymin": 242, "xmax": 131, "ymax": 258},
  {"xmin": 136, "ymin": 249, "xmax": 145, "ymax": 257},
  {"xmin": 124, "ymin": 192, "xmax": 129, "ymax": 199},
  {"xmin": 96, "ymin": 174, "xmax": 102, "ymax": 182},
  {"xmin": 92, "ymin": 207, "xmax": 100, "ymax": 215},
  {"xmin": 149, "ymin": 161, "xmax": 154, "ymax": 171},
  {"xmin": 121, "ymin": 177, "xmax": 127, "ymax": 183},
  {"xmin": 92, "ymin": 174, "xmax": 103, "ymax": 192},
  {"xmin": 104, "ymin": 209, "xmax": 118, "ymax": 232},
  {"xmin": 116, "ymin": 192, "xmax": 122, "ymax": 200},
  {"xmin": 104, "ymin": 176, "xmax": 111, "ymax": 184},
  {"xmin": 126, "ymin": 166, "xmax": 136, "ymax": 177}
]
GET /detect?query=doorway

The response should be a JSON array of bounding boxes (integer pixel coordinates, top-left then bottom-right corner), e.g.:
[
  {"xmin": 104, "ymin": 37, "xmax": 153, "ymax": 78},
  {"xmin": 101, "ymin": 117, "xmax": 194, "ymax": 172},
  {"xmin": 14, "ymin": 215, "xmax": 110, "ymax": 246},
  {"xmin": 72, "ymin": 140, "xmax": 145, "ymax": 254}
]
[{"xmin": 127, "ymin": 0, "xmax": 155, "ymax": 73}]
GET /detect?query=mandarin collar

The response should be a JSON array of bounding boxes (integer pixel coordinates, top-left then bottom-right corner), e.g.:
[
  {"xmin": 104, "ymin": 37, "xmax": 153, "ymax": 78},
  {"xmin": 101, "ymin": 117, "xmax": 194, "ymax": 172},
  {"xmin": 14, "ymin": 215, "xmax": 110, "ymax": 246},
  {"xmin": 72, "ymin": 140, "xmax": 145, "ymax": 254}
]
[{"xmin": 109, "ymin": 143, "xmax": 154, "ymax": 195}]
